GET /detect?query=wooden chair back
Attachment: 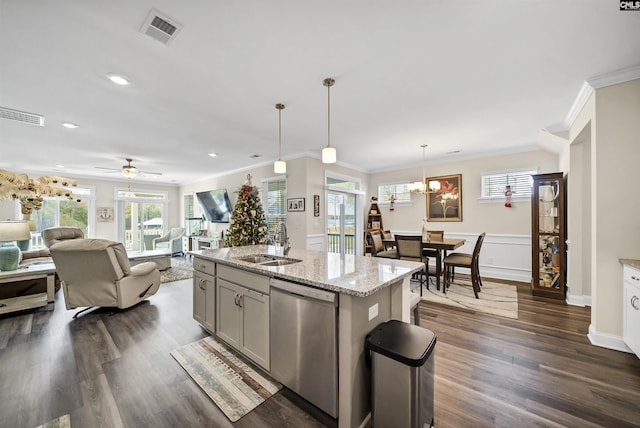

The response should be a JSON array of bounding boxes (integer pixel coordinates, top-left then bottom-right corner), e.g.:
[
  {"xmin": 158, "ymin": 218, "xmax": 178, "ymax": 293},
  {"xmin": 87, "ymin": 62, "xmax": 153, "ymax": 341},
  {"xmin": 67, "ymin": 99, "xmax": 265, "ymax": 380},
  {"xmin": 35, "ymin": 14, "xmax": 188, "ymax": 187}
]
[{"xmin": 395, "ymin": 235, "xmax": 423, "ymax": 260}]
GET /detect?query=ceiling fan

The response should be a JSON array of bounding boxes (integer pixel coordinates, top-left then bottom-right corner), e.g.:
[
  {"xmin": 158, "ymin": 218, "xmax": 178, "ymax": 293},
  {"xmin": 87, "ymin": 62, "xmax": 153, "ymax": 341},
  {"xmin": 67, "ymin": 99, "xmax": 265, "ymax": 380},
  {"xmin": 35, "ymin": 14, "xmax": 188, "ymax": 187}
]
[{"xmin": 95, "ymin": 158, "xmax": 162, "ymax": 178}]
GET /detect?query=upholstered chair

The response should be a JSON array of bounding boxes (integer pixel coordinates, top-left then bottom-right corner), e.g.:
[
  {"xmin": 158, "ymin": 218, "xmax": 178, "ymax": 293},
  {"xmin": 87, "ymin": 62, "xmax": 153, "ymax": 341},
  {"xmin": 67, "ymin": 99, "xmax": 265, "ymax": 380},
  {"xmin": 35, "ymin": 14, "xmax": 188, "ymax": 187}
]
[
  {"xmin": 49, "ymin": 239, "xmax": 161, "ymax": 317},
  {"xmin": 42, "ymin": 226, "xmax": 84, "ymax": 249},
  {"xmin": 152, "ymin": 227, "xmax": 185, "ymax": 255}
]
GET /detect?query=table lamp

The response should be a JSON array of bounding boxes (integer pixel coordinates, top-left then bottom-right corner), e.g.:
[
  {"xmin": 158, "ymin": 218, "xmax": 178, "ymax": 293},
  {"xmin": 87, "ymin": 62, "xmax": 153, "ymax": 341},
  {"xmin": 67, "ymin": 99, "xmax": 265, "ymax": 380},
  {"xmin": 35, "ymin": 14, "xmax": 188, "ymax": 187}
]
[{"xmin": 0, "ymin": 221, "xmax": 31, "ymax": 271}]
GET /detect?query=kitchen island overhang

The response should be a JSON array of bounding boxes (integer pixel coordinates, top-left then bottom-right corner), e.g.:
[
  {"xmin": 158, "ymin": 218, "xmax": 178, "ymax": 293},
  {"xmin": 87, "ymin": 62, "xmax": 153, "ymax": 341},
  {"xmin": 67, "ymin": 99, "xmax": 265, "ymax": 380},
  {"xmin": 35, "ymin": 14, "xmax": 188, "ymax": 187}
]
[{"xmin": 190, "ymin": 245, "xmax": 424, "ymax": 428}]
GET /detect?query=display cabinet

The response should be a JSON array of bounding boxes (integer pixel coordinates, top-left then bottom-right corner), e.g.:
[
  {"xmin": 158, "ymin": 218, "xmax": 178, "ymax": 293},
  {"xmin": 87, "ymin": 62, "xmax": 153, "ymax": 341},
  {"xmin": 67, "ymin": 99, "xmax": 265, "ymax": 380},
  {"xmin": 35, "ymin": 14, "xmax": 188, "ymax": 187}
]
[{"xmin": 531, "ymin": 172, "xmax": 566, "ymax": 299}]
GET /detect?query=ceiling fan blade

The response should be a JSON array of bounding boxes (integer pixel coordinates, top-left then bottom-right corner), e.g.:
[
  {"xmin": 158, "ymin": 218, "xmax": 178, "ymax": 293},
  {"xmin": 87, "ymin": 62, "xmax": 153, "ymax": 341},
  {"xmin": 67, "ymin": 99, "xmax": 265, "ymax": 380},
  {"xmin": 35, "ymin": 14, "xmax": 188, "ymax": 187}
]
[
  {"xmin": 140, "ymin": 170, "xmax": 163, "ymax": 176},
  {"xmin": 95, "ymin": 166, "xmax": 121, "ymax": 172}
]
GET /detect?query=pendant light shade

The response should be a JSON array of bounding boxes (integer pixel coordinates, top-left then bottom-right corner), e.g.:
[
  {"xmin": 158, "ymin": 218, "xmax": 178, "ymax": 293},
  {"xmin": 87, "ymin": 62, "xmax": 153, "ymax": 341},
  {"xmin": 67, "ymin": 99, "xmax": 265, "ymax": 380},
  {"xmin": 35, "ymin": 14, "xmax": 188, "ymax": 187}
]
[
  {"xmin": 408, "ymin": 144, "xmax": 440, "ymax": 194},
  {"xmin": 322, "ymin": 78, "xmax": 336, "ymax": 164},
  {"xmin": 274, "ymin": 103, "xmax": 286, "ymax": 174}
]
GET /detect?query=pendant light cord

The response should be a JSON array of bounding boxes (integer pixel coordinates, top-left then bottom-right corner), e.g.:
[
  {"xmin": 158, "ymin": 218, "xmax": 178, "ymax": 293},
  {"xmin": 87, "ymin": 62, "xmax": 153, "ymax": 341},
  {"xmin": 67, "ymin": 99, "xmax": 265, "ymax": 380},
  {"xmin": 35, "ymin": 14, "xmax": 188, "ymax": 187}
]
[
  {"xmin": 327, "ymin": 82, "xmax": 331, "ymax": 149},
  {"xmin": 278, "ymin": 107, "xmax": 282, "ymax": 160}
]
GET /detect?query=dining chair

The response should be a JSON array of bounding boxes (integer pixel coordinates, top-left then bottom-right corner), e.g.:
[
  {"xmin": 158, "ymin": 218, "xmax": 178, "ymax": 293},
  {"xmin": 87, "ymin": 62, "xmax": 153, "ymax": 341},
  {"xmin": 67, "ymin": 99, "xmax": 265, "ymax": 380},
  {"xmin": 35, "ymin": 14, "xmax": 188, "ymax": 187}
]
[
  {"xmin": 368, "ymin": 230, "xmax": 398, "ymax": 259},
  {"xmin": 381, "ymin": 230, "xmax": 395, "ymax": 250},
  {"xmin": 443, "ymin": 232, "xmax": 486, "ymax": 298},
  {"xmin": 423, "ymin": 230, "xmax": 444, "ymax": 276},
  {"xmin": 410, "ymin": 291, "xmax": 421, "ymax": 326},
  {"xmin": 395, "ymin": 234, "xmax": 429, "ymax": 295}
]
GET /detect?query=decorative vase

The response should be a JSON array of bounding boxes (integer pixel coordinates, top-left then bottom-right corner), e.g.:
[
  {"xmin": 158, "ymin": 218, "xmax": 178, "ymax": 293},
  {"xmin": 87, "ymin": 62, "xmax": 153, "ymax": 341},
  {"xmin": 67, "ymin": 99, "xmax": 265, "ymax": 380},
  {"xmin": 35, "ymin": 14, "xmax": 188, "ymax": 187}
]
[{"xmin": 0, "ymin": 243, "xmax": 21, "ymax": 271}]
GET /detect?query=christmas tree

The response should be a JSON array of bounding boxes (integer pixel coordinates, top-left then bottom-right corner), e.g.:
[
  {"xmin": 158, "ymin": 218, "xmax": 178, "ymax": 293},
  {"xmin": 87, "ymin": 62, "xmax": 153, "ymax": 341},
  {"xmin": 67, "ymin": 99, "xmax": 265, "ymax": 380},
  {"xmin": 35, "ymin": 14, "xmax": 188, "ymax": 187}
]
[{"xmin": 224, "ymin": 174, "xmax": 268, "ymax": 247}]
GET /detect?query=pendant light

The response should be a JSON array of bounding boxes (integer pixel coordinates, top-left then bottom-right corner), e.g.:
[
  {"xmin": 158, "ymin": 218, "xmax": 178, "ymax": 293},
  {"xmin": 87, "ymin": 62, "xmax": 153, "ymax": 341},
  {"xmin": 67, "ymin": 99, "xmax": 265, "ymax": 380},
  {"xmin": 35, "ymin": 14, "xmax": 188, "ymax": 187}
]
[
  {"xmin": 322, "ymin": 77, "xmax": 337, "ymax": 164},
  {"xmin": 408, "ymin": 144, "xmax": 441, "ymax": 193},
  {"xmin": 274, "ymin": 103, "xmax": 286, "ymax": 174}
]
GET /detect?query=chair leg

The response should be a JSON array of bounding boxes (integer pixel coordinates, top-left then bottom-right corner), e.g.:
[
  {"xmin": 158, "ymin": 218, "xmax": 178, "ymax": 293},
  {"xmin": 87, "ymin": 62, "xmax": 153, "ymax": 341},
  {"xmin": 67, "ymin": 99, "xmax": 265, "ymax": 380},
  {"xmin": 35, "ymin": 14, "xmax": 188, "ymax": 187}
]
[{"xmin": 413, "ymin": 303, "xmax": 420, "ymax": 326}]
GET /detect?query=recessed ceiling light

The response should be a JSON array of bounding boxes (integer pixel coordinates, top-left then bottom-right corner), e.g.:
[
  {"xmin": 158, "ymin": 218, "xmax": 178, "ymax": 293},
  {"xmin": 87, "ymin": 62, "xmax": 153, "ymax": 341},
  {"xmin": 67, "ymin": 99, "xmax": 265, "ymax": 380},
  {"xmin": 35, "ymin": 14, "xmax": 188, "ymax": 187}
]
[
  {"xmin": 61, "ymin": 122, "xmax": 79, "ymax": 129},
  {"xmin": 107, "ymin": 73, "xmax": 130, "ymax": 85},
  {"xmin": 56, "ymin": 164, "xmax": 65, "ymax": 168},
  {"xmin": 208, "ymin": 153, "xmax": 218, "ymax": 157}
]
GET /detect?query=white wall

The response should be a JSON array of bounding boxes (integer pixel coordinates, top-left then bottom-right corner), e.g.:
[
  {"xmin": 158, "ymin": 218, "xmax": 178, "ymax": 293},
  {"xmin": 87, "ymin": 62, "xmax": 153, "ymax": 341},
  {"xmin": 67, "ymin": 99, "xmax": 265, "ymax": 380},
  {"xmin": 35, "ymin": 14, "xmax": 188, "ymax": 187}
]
[
  {"xmin": 572, "ymin": 79, "xmax": 640, "ymax": 351},
  {"xmin": 368, "ymin": 150, "xmax": 559, "ymax": 281}
]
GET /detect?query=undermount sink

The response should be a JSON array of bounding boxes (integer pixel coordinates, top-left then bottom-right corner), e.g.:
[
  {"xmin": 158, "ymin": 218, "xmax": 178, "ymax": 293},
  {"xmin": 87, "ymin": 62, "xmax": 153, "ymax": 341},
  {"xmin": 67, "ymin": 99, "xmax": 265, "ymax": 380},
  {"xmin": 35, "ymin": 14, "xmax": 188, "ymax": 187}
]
[{"xmin": 235, "ymin": 254, "xmax": 301, "ymax": 267}]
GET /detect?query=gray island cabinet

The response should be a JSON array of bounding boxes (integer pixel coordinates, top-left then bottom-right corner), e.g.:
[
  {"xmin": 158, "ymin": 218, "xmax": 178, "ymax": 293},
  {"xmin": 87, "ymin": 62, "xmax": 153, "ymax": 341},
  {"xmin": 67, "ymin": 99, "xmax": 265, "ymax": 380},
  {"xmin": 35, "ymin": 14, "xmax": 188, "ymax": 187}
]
[{"xmin": 191, "ymin": 245, "xmax": 423, "ymax": 428}]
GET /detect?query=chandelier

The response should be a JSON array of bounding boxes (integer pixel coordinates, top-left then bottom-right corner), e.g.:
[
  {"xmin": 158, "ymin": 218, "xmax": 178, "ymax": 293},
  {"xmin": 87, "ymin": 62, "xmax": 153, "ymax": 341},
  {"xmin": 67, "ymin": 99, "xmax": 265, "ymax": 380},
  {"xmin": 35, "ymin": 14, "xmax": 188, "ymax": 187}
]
[
  {"xmin": 408, "ymin": 145, "xmax": 441, "ymax": 194},
  {"xmin": 0, "ymin": 169, "xmax": 81, "ymax": 215}
]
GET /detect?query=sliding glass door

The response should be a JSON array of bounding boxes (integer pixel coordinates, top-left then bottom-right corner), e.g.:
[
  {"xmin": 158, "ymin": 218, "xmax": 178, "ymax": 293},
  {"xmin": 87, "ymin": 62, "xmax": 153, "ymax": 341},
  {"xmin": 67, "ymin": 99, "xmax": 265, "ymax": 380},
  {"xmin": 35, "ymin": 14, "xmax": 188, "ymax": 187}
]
[
  {"xmin": 116, "ymin": 189, "xmax": 168, "ymax": 251},
  {"xmin": 326, "ymin": 191, "xmax": 356, "ymax": 255}
]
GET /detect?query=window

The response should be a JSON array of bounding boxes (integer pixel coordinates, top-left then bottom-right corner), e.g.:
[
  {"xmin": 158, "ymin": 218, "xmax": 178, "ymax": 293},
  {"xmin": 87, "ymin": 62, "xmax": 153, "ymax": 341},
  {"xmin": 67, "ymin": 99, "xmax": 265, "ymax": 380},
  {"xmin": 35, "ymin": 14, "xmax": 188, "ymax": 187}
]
[
  {"xmin": 26, "ymin": 186, "xmax": 95, "ymax": 247},
  {"xmin": 481, "ymin": 170, "xmax": 535, "ymax": 200},
  {"xmin": 378, "ymin": 182, "xmax": 411, "ymax": 205},
  {"xmin": 262, "ymin": 177, "xmax": 287, "ymax": 244}
]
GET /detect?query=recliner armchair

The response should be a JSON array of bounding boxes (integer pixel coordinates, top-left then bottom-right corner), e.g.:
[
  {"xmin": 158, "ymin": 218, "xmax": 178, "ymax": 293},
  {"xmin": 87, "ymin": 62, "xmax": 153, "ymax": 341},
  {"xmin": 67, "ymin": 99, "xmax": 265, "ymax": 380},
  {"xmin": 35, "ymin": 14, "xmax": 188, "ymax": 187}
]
[
  {"xmin": 152, "ymin": 227, "xmax": 185, "ymax": 255},
  {"xmin": 49, "ymin": 238, "xmax": 161, "ymax": 316},
  {"xmin": 42, "ymin": 226, "xmax": 84, "ymax": 248}
]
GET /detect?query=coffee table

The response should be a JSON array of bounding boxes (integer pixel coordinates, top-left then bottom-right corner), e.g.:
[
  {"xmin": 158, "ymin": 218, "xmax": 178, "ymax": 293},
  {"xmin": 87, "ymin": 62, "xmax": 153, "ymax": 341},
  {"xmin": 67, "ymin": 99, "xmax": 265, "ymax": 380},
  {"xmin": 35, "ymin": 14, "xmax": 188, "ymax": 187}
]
[
  {"xmin": 127, "ymin": 250, "xmax": 172, "ymax": 271},
  {"xmin": 0, "ymin": 263, "xmax": 56, "ymax": 315}
]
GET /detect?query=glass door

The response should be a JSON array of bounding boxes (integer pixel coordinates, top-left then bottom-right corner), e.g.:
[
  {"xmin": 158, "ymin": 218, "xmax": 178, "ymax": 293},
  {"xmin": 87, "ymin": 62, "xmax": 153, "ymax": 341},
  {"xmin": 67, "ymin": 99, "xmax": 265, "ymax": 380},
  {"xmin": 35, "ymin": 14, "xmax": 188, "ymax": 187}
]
[
  {"xmin": 116, "ymin": 189, "xmax": 168, "ymax": 251},
  {"xmin": 326, "ymin": 191, "xmax": 356, "ymax": 254}
]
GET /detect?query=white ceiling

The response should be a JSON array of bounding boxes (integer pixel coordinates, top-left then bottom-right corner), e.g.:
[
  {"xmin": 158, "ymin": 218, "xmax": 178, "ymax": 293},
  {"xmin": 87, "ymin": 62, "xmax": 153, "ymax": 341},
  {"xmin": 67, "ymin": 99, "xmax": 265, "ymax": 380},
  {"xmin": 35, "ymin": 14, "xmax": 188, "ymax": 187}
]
[{"xmin": 1, "ymin": 1, "xmax": 639, "ymax": 185}]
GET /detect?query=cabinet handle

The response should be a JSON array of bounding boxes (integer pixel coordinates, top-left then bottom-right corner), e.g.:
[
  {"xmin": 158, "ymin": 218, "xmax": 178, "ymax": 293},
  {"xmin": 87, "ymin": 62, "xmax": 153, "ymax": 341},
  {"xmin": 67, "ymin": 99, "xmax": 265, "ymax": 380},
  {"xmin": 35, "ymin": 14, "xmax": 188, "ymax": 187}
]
[
  {"xmin": 632, "ymin": 276, "xmax": 639, "ymax": 282},
  {"xmin": 632, "ymin": 296, "xmax": 639, "ymax": 311},
  {"xmin": 237, "ymin": 294, "xmax": 243, "ymax": 308},
  {"xmin": 199, "ymin": 279, "xmax": 206, "ymax": 290},
  {"xmin": 234, "ymin": 294, "xmax": 239, "ymax": 306}
]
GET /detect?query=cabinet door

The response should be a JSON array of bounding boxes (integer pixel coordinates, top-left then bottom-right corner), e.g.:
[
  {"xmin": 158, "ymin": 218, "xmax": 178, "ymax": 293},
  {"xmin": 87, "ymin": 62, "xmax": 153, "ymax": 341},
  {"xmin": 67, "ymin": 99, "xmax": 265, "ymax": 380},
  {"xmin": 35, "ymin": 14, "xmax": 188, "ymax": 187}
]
[
  {"xmin": 240, "ymin": 289, "xmax": 270, "ymax": 370},
  {"xmin": 623, "ymin": 270, "xmax": 640, "ymax": 358},
  {"xmin": 216, "ymin": 278, "xmax": 242, "ymax": 349},
  {"xmin": 193, "ymin": 272, "xmax": 207, "ymax": 324},
  {"xmin": 193, "ymin": 271, "xmax": 215, "ymax": 332}
]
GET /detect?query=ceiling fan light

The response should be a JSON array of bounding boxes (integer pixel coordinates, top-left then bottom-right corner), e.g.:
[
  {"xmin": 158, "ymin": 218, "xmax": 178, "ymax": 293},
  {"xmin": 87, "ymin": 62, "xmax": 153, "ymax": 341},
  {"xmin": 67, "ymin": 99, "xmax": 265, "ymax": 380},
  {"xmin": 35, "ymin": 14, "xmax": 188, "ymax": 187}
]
[
  {"xmin": 122, "ymin": 166, "xmax": 139, "ymax": 178},
  {"xmin": 274, "ymin": 160, "xmax": 287, "ymax": 174},
  {"xmin": 322, "ymin": 146, "xmax": 336, "ymax": 164}
]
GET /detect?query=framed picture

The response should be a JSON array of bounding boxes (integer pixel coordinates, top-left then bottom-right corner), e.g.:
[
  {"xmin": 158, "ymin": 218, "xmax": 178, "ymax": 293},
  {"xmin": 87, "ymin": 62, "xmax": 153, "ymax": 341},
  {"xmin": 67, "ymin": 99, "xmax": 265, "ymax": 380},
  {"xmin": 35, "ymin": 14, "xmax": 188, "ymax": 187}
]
[
  {"xmin": 426, "ymin": 174, "xmax": 462, "ymax": 222},
  {"xmin": 287, "ymin": 198, "xmax": 305, "ymax": 212},
  {"xmin": 313, "ymin": 195, "xmax": 320, "ymax": 217},
  {"xmin": 97, "ymin": 206, "xmax": 114, "ymax": 222}
]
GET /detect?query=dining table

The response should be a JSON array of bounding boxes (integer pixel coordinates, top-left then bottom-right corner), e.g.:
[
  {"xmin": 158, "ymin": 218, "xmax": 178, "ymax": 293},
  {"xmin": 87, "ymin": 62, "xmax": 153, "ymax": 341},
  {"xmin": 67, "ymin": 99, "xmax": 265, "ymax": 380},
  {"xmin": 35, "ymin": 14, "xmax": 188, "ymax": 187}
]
[{"xmin": 383, "ymin": 236, "xmax": 466, "ymax": 289}]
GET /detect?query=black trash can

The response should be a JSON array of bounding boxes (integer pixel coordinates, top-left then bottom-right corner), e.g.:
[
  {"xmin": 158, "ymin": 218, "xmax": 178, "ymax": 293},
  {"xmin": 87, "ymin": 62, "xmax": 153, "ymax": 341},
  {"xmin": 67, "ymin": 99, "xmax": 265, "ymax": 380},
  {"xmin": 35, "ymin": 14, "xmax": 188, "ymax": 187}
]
[{"xmin": 365, "ymin": 320, "xmax": 437, "ymax": 428}]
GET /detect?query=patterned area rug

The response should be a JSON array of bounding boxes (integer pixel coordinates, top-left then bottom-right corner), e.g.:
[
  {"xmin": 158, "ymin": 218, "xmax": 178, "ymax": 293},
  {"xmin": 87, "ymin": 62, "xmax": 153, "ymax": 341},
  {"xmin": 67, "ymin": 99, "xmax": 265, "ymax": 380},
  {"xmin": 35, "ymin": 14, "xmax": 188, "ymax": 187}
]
[
  {"xmin": 419, "ymin": 278, "xmax": 518, "ymax": 319},
  {"xmin": 171, "ymin": 336, "xmax": 282, "ymax": 422},
  {"xmin": 160, "ymin": 257, "xmax": 194, "ymax": 283},
  {"xmin": 36, "ymin": 414, "xmax": 70, "ymax": 428}
]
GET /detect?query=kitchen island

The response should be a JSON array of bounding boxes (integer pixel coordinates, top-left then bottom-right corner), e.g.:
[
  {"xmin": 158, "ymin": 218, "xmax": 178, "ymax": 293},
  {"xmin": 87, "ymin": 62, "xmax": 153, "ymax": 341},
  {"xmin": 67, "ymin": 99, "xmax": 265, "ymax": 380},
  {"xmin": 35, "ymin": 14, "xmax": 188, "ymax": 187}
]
[{"xmin": 190, "ymin": 245, "xmax": 424, "ymax": 428}]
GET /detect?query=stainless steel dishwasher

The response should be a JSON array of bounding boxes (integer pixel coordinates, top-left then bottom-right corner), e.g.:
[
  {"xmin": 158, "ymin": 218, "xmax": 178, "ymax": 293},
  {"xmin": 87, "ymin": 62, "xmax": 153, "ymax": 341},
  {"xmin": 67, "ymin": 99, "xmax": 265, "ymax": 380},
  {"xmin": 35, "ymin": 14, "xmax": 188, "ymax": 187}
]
[{"xmin": 270, "ymin": 278, "xmax": 338, "ymax": 418}]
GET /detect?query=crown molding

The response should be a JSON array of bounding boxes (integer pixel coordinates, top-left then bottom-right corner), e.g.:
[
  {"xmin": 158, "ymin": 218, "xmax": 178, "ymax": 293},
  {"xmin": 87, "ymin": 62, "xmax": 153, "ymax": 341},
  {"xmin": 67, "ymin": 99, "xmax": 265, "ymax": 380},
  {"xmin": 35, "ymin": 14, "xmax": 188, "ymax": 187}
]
[{"xmin": 564, "ymin": 64, "xmax": 640, "ymax": 131}]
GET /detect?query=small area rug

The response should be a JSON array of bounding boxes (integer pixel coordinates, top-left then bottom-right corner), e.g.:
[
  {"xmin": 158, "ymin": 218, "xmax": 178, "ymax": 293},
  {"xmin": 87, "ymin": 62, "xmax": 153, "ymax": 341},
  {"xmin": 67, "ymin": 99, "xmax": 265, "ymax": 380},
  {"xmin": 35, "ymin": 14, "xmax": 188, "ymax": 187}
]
[
  {"xmin": 171, "ymin": 336, "xmax": 282, "ymax": 422},
  {"xmin": 36, "ymin": 414, "xmax": 70, "ymax": 428},
  {"xmin": 160, "ymin": 257, "xmax": 194, "ymax": 283},
  {"xmin": 419, "ymin": 278, "xmax": 518, "ymax": 319}
]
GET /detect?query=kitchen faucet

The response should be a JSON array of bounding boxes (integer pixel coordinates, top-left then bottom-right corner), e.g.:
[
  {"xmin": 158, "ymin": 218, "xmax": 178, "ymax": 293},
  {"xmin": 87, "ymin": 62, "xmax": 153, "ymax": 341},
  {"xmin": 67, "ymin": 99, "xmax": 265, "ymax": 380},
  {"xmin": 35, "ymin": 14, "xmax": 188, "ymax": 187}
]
[{"xmin": 274, "ymin": 222, "xmax": 291, "ymax": 256}]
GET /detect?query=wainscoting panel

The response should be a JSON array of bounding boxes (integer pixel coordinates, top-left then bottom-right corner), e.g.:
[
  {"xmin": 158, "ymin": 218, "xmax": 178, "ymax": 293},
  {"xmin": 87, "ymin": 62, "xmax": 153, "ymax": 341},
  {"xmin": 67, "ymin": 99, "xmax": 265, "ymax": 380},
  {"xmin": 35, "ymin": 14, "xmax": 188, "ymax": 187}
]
[
  {"xmin": 306, "ymin": 234, "xmax": 326, "ymax": 251},
  {"xmin": 391, "ymin": 231, "xmax": 532, "ymax": 283}
]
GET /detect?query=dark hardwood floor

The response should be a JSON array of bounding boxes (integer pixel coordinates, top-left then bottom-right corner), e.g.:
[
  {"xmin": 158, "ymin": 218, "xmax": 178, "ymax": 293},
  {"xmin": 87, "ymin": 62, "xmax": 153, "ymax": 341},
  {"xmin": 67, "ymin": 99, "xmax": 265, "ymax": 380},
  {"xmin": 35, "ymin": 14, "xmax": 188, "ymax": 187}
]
[{"xmin": 1, "ymin": 278, "xmax": 639, "ymax": 427}]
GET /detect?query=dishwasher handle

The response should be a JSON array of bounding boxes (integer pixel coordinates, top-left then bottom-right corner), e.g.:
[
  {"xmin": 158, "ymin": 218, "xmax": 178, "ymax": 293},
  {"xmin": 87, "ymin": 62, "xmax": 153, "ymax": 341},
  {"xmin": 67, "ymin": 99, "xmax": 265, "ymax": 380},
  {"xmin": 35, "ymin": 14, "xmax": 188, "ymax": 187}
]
[{"xmin": 270, "ymin": 278, "xmax": 337, "ymax": 304}]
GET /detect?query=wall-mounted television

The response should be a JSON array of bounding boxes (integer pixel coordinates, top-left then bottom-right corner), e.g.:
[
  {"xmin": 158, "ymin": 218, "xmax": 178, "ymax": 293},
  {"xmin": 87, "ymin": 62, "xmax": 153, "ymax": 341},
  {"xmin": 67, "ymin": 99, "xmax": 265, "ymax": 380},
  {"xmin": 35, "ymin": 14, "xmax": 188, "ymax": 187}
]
[{"xmin": 196, "ymin": 189, "xmax": 233, "ymax": 223}]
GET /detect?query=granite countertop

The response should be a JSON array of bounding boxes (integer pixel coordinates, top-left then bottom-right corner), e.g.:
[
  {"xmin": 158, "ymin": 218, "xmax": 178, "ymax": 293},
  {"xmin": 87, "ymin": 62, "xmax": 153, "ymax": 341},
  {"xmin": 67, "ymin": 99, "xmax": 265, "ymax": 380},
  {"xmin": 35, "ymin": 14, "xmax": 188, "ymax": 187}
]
[
  {"xmin": 190, "ymin": 245, "xmax": 424, "ymax": 297},
  {"xmin": 620, "ymin": 259, "xmax": 640, "ymax": 270}
]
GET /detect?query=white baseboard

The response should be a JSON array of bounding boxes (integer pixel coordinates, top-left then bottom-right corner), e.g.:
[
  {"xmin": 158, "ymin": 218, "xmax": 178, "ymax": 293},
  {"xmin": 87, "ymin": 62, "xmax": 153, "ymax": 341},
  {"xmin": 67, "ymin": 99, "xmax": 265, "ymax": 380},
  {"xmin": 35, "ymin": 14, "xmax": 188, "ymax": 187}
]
[
  {"xmin": 588, "ymin": 324, "xmax": 633, "ymax": 354},
  {"xmin": 566, "ymin": 293, "xmax": 592, "ymax": 307}
]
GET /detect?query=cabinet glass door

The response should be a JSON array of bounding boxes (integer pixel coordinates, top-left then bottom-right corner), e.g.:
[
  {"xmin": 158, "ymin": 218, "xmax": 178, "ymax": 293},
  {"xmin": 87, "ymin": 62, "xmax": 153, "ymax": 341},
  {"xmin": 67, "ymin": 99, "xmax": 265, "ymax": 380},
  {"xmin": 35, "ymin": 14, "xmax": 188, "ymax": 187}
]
[{"xmin": 535, "ymin": 176, "xmax": 563, "ymax": 293}]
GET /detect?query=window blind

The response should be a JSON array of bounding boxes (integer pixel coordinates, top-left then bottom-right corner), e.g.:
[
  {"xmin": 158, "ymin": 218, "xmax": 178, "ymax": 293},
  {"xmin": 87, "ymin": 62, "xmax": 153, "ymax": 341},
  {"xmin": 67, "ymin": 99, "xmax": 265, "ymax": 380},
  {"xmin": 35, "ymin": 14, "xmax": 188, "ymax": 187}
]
[
  {"xmin": 263, "ymin": 178, "xmax": 287, "ymax": 243},
  {"xmin": 481, "ymin": 171, "xmax": 535, "ymax": 198}
]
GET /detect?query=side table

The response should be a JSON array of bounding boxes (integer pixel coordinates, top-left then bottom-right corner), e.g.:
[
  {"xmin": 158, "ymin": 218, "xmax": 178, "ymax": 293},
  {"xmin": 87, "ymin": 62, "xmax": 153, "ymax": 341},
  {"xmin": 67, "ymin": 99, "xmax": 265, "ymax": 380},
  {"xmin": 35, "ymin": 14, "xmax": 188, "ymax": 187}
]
[{"xmin": 0, "ymin": 263, "xmax": 56, "ymax": 315}]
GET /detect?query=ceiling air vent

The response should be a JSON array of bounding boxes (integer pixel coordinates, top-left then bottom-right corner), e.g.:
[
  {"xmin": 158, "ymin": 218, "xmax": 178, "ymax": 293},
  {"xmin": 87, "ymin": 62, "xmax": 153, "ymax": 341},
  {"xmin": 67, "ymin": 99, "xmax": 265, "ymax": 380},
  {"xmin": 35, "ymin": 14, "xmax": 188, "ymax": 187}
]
[
  {"xmin": 0, "ymin": 106, "xmax": 44, "ymax": 126},
  {"xmin": 140, "ymin": 9, "xmax": 182, "ymax": 45}
]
